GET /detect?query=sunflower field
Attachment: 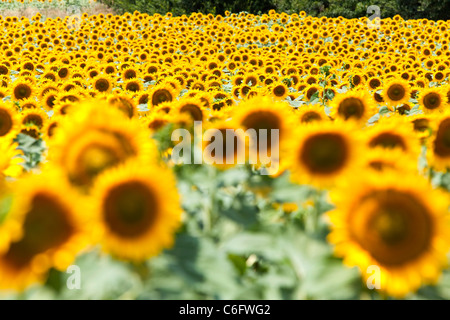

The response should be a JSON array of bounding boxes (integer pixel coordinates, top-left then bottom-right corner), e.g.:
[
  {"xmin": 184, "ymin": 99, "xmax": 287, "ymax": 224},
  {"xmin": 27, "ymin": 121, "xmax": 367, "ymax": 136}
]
[{"xmin": 1, "ymin": 6, "xmax": 450, "ymax": 301}]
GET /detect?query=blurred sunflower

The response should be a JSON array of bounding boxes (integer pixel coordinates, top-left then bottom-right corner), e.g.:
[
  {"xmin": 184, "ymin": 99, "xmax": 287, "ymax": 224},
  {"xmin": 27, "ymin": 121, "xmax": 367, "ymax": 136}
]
[
  {"xmin": 327, "ymin": 171, "xmax": 450, "ymax": 298},
  {"xmin": 286, "ymin": 120, "xmax": 362, "ymax": 188},
  {"xmin": 330, "ymin": 90, "xmax": 376, "ymax": 124},
  {"xmin": 0, "ymin": 170, "xmax": 90, "ymax": 291},
  {"xmin": 90, "ymin": 161, "xmax": 182, "ymax": 261}
]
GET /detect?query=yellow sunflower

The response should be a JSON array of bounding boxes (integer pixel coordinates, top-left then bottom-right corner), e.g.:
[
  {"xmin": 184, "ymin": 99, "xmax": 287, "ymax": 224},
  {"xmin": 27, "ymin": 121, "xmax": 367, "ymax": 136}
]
[
  {"xmin": 330, "ymin": 90, "xmax": 376, "ymax": 124},
  {"xmin": 418, "ymin": 88, "xmax": 447, "ymax": 114},
  {"xmin": 382, "ymin": 78, "xmax": 411, "ymax": 108},
  {"xmin": 48, "ymin": 100, "xmax": 158, "ymax": 189},
  {"xmin": 327, "ymin": 171, "xmax": 450, "ymax": 298},
  {"xmin": 90, "ymin": 160, "xmax": 182, "ymax": 261},
  {"xmin": 0, "ymin": 169, "xmax": 90, "ymax": 291},
  {"xmin": 286, "ymin": 120, "xmax": 363, "ymax": 188},
  {"xmin": 362, "ymin": 116, "xmax": 421, "ymax": 158},
  {"xmin": 0, "ymin": 140, "xmax": 23, "ymax": 178},
  {"xmin": 296, "ymin": 104, "xmax": 329, "ymax": 124}
]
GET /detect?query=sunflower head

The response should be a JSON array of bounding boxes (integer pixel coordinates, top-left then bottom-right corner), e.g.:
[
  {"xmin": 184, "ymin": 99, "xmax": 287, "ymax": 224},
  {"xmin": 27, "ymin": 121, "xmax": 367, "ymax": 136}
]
[
  {"xmin": 382, "ymin": 79, "xmax": 411, "ymax": 107},
  {"xmin": 327, "ymin": 171, "xmax": 450, "ymax": 298},
  {"xmin": 418, "ymin": 88, "xmax": 447, "ymax": 114},
  {"xmin": 330, "ymin": 90, "xmax": 376, "ymax": 124},
  {"xmin": 91, "ymin": 160, "xmax": 182, "ymax": 261},
  {"xmin": 0, "ymin": 169, "xmax": 90, "ymax": 291}
]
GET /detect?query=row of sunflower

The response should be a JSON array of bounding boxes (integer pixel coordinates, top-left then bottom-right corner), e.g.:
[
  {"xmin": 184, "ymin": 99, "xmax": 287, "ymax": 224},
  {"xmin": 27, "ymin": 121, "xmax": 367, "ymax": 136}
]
[{"xmin": 0, "ymin": 10, "xmax": 450, "ymax": 299}]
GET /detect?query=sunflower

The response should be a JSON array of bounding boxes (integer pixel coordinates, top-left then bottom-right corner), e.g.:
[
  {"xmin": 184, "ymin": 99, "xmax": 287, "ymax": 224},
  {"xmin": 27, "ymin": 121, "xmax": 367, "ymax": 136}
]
[
  {"xmin": 364, "ymin": 148, "xmax": 418, "ymax": 173},
  {"xmin": 48, "ymin": 100, "xmax": 158, "ymax": 189},
  {"xmin": 107, "ymin": 94, "xmax": 138, "ymax": 118},
  {"xmin": 202, "ymin": 121, "xmax": 248, "ymax": 170},
  {"xmin": 92, "ymin": 76, "xmax": 113, "ymax": 93},
  {"xmin": 362, "ymin": 116, "xmax": 421, "ymax": 158},
  {"xmin": 20, "ymin": 108, "xmax": 48, "ymax": 129},
  {"xmin": 296, "ymin": 104, "xmax": 329, "ymax": 124},
  {"xmin": 42, "ymin": 115, "xmax": 62, "ymax": 141},
  {"xmin": 286, "ymin": 120, "xmax": 363, "ymax": 188},
  {"xmin": 124, "ymin": 79, "xmax": 143, "ymax": 93},
  {"xmin": 0, "ymin": 103, "xmax": 20, "ymax": 140},
  {"xmin": 174, "ymin": 97, "xmax": 207, "ymax": 122},
  {"xmin": 382, "ymin": 78, "xmax": 411, "ymax": 108},
  {"xmin": 0, "ymin": 140, "xmax": 23, "ymax": 178},
  {"xmin": 0, "ymin": 170, "xmax": 90, "ymax": 291},
  {"xmin": 41, "ymin": 90, "xmax": 59, "ymax": 111},
  {"xmin": 271, "ymin": 83, "xmax": 289, "ymax": 100},
  {"xmin": 327, "ymin": 171, "xmax": 450, "ymax": 298},
  {"xmin": 90, "ymin": 160, "xmax": 182, "ymax": 261},
  {"xmin": 233, "ymin": 96, "xmax": 293, "ymax": 165},
  {"xmin": 20, "ymin": 98, "xmax": 39, "ymax": 110},
  {"xmin": 149, "ymin": 85, "xmax": 177, "ymax": 108},
  {"xmin": 418, "ymin": 88, "xmax": 447, "ymax": 114},
  {"xmin": 409, "ymin": 114, "xmax": 434, "ymax": 141},
  {"xmin": 11, "ymin": 79, "xmax": 34, "ymax": 101},
  {"xmin": 427, "ymin": 112, "xmax": 450, "ymax": 171},
  {"xmin": 330, "ymin": 90, "xmax": 376, "ymax": 124}
]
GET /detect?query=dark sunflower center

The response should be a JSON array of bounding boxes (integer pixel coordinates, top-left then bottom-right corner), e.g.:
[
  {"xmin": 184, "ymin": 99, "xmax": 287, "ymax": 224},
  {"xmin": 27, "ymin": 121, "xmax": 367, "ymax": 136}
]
[
  {"xmin": 353, "ymin": 190, "xmax": 432, "ymax": 266},
  {"xmin": 301, "ymin": 111, "xmax": 322, "ymax": 123},
  {"xmin": 241, "ymin": 111, "xmax": 281, "ymax": 151},
  {"xmin": 273, "ymin": 85, "xmax": 286, "ymax": 96},
  {"xmin": 0, "ymin": 109, "xmax": 13, "ymax": 136},
  {"xmin": 423, "ymin": 92, "xmax": 441, "ymax": 110},
  {"xmin": 180, "ymin": 104, "xmax": 203, "ymax": 121},
  {"xmin": 338, "ymin": 97, "xmax": 365, "ymax": 120},
  {"xmin": 300, "ymin": 133, "xmax": 348, "ymax": 174},
  {"xmin": 369, "ymin": 79, "xmax": 381, "ymax": 89},
  {"xmin": 387, "ymin": 84, "xmax": 406, "ymax": 101},
  {"xmin": 23, "ymin": 114, "xmax": 43, "ymax": 128},
  {"xmin": 369, "ymin": 133, "xmax": 406, "ymax": 150},
  {"xmin": 14, "ymin": 84, "xmax": 32, "ymax": 100},
  {"xmin": 103, "ymin": 181, "xmax": 158, "ymax": 238},
  {"xmin": 95, "ymin": 79, "xmax": 110, "ymax": 92},
  {"xmin": 126, "ymin": 82, "xmax": 140, "ymax": 92},
  {"xmin": 412, "ymin": 118, "xmax": 429, "ymax": 132},
  {"xmin": 4, "ymin": 193, "xmax": 73, "ymax": 269},
  {"xmin": 433, "ymin": 118, "xmax": 450, "ymax": 157},
  {"xmin": 152, "ymin": 89, "xmax": 172, "ymax": 106}
]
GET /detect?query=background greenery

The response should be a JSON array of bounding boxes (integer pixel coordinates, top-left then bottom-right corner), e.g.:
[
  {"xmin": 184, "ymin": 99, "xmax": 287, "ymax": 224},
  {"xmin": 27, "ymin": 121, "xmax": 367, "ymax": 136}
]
[{"xmin": 98, "ymin": 0, "xmax": 450, "ymax": 20}]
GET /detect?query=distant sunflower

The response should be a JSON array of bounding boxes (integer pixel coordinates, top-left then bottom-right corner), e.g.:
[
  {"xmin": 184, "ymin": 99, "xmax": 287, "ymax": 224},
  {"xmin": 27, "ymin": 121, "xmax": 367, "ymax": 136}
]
[
  {"xmin": 91, "ymin": 161, "xmax": 182, "ymax": 261},
  {"xmin": 418, "ymin": 88, "xmax": 447, "ymax": 114},
  {"xmin": 11, "ymin": 80, "xmax": 34, "ymax": 101},
  {"xmin": 233, "ymin": 96, "xmax": 293, "ymax": 163},
  {"xmin": 364, "ymin": 148, "xmax": 418, "ymax": 173},
  {"xmin": 149, "ymin": 86, "xmax": 176, "ymax": 108},
  {"xmin": 93, "ymin": 76, "xmax": 113, "ymax": 93},
  {"xmin": 296, "ymin": 104, "xmax": 329, "ymax": 124},
  {"xmin": 330, "ymin": 90, "xmax": 376, "ymax": 124},
  {"xmin": 327, "ymin": 171, "xmax": 450, "ymax": 298},
  {"xmin": 20, "ymin": 108, "xmax": 48, "ymax": 129},
  {"xmin": 287, "ymin": 121, "xmax": 362, "ymax": 188},
  {"xmin": 175, "ymin": 97, "xmax": 207, "ymax": 122},
  {"xmin": 382, "ymin": 79, "xmax": 411, "ymax": 108},
  {"xmin": 362, "ymin": 116, "xmax": 420, "ymax": 158}
]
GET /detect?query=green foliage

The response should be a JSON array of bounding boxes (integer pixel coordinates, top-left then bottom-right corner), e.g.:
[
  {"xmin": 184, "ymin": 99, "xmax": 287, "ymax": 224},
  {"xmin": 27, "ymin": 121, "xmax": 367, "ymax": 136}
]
[{"xmin": 98, "ymin": 0, "xmax": 450, "ymax": 20}]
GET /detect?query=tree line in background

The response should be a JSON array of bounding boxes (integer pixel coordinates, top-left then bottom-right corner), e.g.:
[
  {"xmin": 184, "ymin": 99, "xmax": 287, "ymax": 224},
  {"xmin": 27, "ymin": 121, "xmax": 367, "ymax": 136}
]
[{"xmin": 98, "ymin": 0, "xmax": 450, "ymax": 20}]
